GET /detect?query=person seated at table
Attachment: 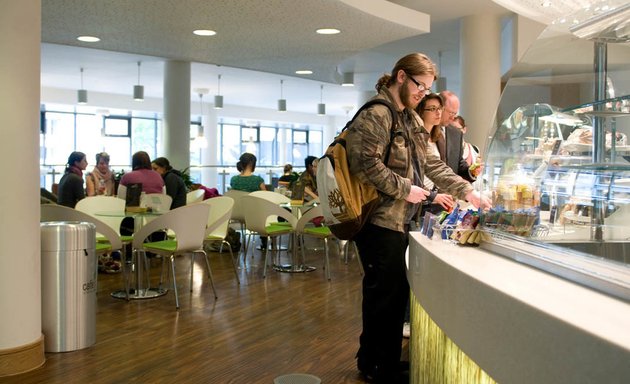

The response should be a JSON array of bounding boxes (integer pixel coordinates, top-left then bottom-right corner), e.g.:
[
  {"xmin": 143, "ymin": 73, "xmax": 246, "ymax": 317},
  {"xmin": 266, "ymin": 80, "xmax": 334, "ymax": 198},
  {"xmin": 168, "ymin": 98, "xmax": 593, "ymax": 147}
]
[
  {"xmin": 151, "ymin": 157, "xmax": 187, "ymax": 209},
  {"xmin": 230, "ymin": 152, "xmax": 266, "ymax": 192},
  {"xmin": 297, "ymin": 156, "xmax": 319, "ymax": 202},
  {"xmin": 278, "ymin": 163, "xmax": 299, "ymax": 188},
  {"xmin": 57, "ymin": 151, "xmax": 88, "ymax": 208},
  {"xmin": 86, "ymin": 152, "xmax": 115, "ymax": 196},
  {"xmin": 120, "ymin": 151, "xmax": 165, "ymax": 194}
]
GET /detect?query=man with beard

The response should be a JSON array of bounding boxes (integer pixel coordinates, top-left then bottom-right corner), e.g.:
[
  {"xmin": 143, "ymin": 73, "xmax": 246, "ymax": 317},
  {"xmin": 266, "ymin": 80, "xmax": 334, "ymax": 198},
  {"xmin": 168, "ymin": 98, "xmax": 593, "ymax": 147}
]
[{"xmin": 345, "ymin": 53, "xmax": 490, "ymax": 383}]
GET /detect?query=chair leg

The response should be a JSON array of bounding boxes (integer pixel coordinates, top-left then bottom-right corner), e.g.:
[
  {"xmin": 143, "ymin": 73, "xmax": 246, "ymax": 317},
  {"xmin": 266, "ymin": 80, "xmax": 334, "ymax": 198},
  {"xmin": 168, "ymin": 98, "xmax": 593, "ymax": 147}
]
[
  {"xmin": 170, "ymin": 255, "xmax": 179, "ymax": 310},
  {"xmin": 225, "ymin": 240, "xmax": 240, "ymax": 284},
  {"xmin": 324, "ymin": 238, "xmax": 331, "ymax": 281},
  {"xmin": 262, "ymin": 236, "xmax": 270, "ymax": 278},
  {"xmin": 189, "ymin": 252, "xmax": 195, "ymax": 292},
  {"xmin": 200, "ymin": 250, "xmax": 218, "ymax": 299}
]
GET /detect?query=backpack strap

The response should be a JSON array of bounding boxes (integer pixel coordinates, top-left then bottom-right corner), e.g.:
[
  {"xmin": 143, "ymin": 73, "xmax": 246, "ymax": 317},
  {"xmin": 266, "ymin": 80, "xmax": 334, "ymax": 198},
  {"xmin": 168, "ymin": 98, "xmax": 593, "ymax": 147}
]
[{"xmin": 344, "ymin": 99, "xmax": 399, "ymax": 164}]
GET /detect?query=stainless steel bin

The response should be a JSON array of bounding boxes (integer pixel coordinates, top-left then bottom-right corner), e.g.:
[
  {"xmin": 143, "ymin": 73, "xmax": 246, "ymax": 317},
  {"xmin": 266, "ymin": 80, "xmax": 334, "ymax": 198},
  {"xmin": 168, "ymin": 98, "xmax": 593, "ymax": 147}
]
[{"xmin": 41, "ymin": 221, "xmax": 97, "ymax": 352}]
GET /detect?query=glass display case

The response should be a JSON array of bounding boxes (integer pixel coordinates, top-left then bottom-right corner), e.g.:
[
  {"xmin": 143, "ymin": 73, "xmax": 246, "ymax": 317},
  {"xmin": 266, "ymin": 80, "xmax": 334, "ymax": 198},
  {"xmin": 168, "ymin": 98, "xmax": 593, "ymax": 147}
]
[{"xmin": 480, "ymin": 1, "xmax": 630, "ymax": 301}]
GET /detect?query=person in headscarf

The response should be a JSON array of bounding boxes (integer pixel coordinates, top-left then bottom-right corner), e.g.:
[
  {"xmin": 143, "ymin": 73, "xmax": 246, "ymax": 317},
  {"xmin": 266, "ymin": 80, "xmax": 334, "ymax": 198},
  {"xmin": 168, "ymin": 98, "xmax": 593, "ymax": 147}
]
[{"xmin": 86, "ymin": 152, "xmax": 115, "ymax": 196}]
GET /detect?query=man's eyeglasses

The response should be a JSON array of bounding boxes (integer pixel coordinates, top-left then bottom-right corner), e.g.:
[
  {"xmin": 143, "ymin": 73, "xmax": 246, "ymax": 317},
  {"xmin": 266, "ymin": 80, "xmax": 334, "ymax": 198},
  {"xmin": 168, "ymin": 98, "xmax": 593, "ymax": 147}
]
[
  {"xmin": 405, "ymin": 73, "xmax": 431, "ymax": 95},
  {"xmin": 423, "ymin": 106, "xmax": 443, "ymax": 113},
  {"xmin": 445, "ymin": 109, "xmax": 458, "ymax": 117}
]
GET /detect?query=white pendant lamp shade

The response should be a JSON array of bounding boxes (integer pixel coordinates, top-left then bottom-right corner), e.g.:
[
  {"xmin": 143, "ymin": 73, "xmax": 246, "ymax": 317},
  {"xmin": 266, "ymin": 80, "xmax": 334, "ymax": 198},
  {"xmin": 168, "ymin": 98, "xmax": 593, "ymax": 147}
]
[
  {"xmin": 133, "ymin": 61, "xmax": 144, "ymax": 101},
  {"xmin": 317, "ymin": 84, "xmax": 326, "ymax": 115},
  {"xmin": 77, "ymin": 89, "xmax": 87, "ymax": 104},
  {"xmin": 214, "ymin": 95, "xmax": 224, "ymax": 109},
  {"xmin": 278, "ymin": 79, "xmax": 287, "ymax": 112},
  {"xmin": 214, "ymin": 74, "xmax": 223, "ymax": 109},
  {"xmin": 77, "ymin": 67, "xmax": 87, "ymax": 104},
  {"xmin": 342, "ymin": 72, "xmax": 354, "ymax": 86},
  {"xmin": 133, "ymin": 85, "xmax": 144, "ymax": 101},
  {"xmin": 195, "ymin": 92, "xmax": 208, "ymax": 149}
]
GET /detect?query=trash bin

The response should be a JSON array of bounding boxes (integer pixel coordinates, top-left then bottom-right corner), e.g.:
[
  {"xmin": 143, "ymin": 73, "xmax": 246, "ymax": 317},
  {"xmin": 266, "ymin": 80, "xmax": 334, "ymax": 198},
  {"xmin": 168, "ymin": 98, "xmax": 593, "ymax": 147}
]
[{"xmin": 41, "ymin": 221, "xmax": 97, "ymax": 352}]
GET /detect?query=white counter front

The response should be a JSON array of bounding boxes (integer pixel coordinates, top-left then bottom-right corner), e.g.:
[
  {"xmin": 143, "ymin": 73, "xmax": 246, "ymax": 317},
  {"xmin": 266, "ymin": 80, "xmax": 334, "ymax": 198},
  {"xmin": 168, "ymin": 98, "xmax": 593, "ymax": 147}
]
[{"xmin": 407, "ymin": 232, "xmax": 630, "ymax": 384}]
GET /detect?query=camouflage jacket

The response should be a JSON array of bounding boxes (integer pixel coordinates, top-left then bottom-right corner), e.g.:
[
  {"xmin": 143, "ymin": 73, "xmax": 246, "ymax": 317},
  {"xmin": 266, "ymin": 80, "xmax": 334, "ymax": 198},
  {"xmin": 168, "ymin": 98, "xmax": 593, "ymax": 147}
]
[{"xmin": 345, "ymin": 88, "xmax": 473, "ymax": 232}]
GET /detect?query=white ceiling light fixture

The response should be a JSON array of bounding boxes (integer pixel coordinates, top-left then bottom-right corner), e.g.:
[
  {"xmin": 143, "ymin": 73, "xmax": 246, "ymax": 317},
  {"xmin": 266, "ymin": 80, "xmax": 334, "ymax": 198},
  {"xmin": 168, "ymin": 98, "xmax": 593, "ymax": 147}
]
[
  {"xmin": 77, "ymin": 35, "xmax": 100, "ymax": 42},
  {"xmin": 316, "ymin": 28, "xmax": 341, "ymax": 35},
  {"xmin": 194, "ymin": 91, "xmax": 208, "ymax": 149},
  {"xmin": 278, "ymin": 79, "xmax": 287, "ymax": 112},
  {"xmin": 193, "ymin": 29, "xmax": 216, "ymax": 36},
  {"xmin": 295, "ymin": 70, "xmax": 313, "ymax": 75},
  {"xmin": 133, "ymin": 61, "xmax": 144, "ymax": 101},
  {"xmin": 214, "ymin": 74, "xmax": 224, "ymax": 109},
  {"xmin": 341, "ymin": 72, "xmax": 354, "ymax": 87},
  {"xmin": 77, "ymin": 67, "xmax": 87, "ymax": 104},
  {"xmin": 317, "ymin": 85, "xmax": 326, "ymax": 116}
]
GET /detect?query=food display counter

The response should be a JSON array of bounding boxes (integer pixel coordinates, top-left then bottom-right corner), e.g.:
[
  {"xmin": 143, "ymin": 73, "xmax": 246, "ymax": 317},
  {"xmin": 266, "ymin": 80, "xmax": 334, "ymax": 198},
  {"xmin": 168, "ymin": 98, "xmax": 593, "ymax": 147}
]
[
  {"xmin": 406, "ymin": 233, "xmax": 630, "ymax": 384},
  {"xmin": 406, "ymin": 2, "xmax": 630, "ymax": 382}
]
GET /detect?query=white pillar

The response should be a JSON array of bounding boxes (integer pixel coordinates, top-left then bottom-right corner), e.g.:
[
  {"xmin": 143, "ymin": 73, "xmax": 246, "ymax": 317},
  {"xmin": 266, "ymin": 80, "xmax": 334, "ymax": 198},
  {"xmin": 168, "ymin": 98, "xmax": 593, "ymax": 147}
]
[
  {"xmin": 202, "ymin": 108, "xmax": 218, "ymax": 187},
  {"xmin": 163, "ymin": 61, "xmax": 191, "ymax": 170},
  {"xmin": 0, "ymin": 0, "xmax": 45, "ymax": 375},
  {"xmin": 459, "ymin": 14, "xmax": 502, "ymax": 154}
]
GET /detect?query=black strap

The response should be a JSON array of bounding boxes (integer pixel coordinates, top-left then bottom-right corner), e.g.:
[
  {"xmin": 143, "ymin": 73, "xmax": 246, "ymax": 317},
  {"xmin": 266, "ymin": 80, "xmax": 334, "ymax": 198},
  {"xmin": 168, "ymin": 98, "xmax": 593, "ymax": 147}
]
[{"xmin": 344, "ymin": 99, "xmax": 399, "ymax": 165}]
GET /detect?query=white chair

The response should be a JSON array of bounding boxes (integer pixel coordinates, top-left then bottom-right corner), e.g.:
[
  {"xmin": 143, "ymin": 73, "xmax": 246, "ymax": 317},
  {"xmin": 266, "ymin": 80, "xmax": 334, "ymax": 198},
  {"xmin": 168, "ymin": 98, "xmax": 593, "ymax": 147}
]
[
  {"xmin": 141, "ymin": 193, "xmax": 172, "ymax": 212},
  {"xmin": 41, "ymin": 204, "xmax": 123, "ymax": 254},
  {"xmin": 186, "ymin": 189, "xmax": 205, "ymax": 205},
  {"xmin": 295, "ymin": 205, "xmax": 332, "ymax": 280},
  {"xmin": 249, "ymin": 190, "xmax": 290, "ymax": 204},
  {"xmin": 201, "ymin": 196, "xmax": 240, "ymax": 284},
  {"xmin": 241, "ymin": 195, "xmax": 297, "ymax": 278},
  {"xmin": 132, "ymin": 204, "xmax": 215, "ymax": 309},
  {"xmin": 76, "ymin": 195, "xmax": 126, "ymax": 236}
]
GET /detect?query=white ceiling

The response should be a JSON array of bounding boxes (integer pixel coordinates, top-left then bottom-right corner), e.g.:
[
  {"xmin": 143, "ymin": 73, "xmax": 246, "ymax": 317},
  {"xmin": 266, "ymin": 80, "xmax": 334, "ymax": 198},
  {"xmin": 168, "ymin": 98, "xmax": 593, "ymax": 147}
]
[{"xmin": 40, "ymin": 0, "xmax": 509, "ymax": 117}]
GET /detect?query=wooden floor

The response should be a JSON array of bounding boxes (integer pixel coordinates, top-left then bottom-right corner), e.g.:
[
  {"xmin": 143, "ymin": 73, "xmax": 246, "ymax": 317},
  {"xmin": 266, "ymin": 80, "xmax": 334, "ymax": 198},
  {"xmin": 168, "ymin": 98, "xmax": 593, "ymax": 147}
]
[{"xmin": 5, "ymin": 237, "xmax": 402, "ymax": 384}]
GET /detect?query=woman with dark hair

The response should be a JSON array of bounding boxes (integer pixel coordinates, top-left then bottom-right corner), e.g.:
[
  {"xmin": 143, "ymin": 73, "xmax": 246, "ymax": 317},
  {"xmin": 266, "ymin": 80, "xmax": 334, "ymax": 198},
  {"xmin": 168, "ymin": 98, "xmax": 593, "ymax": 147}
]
[
  {"xmin": 57, "ymin": 151, "xmax": 88, "ymax": 207},
  {"xmin": 151, "ymin": 157, "xmax": 187, "ymax": 209},
  {"xmin": 229, "ymin": 152, "xmax": 266, "ymax": 192},
  {"xmin": 119, "ymin": 151, "xmax": 164, "ymax": 194},
  {"xmin": 86, "ymin": 152, "xmax": 115, "ymax": 196},
  {"xmin": 416, "ymin": 93, "xmax": 456, "ymax": 214}
]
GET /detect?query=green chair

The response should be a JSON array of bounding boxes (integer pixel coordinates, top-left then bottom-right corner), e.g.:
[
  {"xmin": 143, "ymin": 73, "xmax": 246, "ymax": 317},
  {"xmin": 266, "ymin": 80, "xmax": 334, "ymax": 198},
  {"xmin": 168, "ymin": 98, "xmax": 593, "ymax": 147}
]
[
  {"xmin": 201, "ymin": 196, "xmax": 240, "ymax": 284},
  {"xmin": 241, "ymin": 195, "xmax": 297, "ymax": 278},
  {"xmin": 295, "ymin": 205, "xmax": 332, "ymax": 280},
  {"xmin": 132, "ymin": 204, "xmax": 214, "ymax": 309}
]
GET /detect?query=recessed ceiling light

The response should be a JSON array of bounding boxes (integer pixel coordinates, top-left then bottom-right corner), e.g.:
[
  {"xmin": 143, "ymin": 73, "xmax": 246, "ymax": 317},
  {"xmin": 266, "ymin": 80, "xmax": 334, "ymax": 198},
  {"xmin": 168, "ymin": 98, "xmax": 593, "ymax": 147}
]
[
  {"xmin": 77, "ymin": 36, "xmax": 100, "ymax": 42},
  {"xmin": 193, "ymin": 29, "xmax": 217, "ymax": 36},
  {"xmin": 316, "ymin": 28, "xmax": 340, "ymax": 35},
  {"xmin": 295, "ymin": 70, "xmax": 313, "ymax": 75}
]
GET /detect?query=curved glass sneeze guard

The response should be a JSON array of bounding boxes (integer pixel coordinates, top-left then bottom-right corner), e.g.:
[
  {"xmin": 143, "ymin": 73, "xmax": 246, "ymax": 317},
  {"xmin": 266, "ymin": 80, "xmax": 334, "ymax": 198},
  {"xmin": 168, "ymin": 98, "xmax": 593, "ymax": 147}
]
[{"xmin": 479, "ymin": 3, "xmax": 630, "ymax": 301}]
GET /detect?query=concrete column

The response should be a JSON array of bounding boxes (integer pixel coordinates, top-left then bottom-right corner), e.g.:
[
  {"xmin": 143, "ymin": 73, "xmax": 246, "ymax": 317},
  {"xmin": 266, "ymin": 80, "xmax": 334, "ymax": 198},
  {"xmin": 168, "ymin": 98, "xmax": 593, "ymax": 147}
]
[
  {"xmin": 0, "ymin": 0, "xmax": 45, "ymax": 375},
  {"xmin": 459, "ymin": 14, "xmax": 502, "ymax": 154},
  {"xmin": 163, "ymin": 61, "xmax": 191, "ymax": 170},
  {"xmin": 202, "ymin": 107, "xmax": 218, "ymax": 187}
]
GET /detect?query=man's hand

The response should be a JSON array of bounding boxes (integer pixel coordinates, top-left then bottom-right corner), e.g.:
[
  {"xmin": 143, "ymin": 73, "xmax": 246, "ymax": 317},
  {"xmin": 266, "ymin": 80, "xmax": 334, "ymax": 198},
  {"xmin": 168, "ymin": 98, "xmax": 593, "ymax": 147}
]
[
  {"xmin": 433, "ymin": 193, "xmax": 455, "ymax": 212},
  {"xmin": 405, "ymin": 185, "xmax": 431, "ymax": 204},
  {"xmin": 464, "ymin": 190, "xmax": 492, "ymax": 210}
]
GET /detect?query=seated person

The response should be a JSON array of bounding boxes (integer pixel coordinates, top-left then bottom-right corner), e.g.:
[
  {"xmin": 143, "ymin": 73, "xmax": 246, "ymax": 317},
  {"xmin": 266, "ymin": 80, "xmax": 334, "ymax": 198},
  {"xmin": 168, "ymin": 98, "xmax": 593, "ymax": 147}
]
[
  {"xmin": 278, "ymin": 163, "xmax": 298, "ymax": 188},
  {"xmin": 57, "ymin": 151, "xmax": 87, "ymax": 208},
  {"xmin": 151, "ymin": 157, "xmax": 187, "ymax": 209},
  {"xmin": 230, "ymin": 152, "xmax": 266, "ymax": 192},
  {"xmin": 120, "ymin": 151, "xmax": 165, "ymax": 194},
  {"xmin": 298, "ymin": 156, "xmax": 319, "ymax": 202},
  {"xmin": 86, "ymin": 152, "xmax": 116, "ymax": 196}
]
